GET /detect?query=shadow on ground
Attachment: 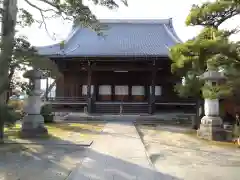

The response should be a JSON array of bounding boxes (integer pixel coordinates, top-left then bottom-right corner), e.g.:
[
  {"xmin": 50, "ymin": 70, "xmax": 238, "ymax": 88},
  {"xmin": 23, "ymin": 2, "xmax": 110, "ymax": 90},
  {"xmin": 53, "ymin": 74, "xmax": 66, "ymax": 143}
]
[
  {"xmin": 0, "ymin": 137, "xmax": 87, "ymax": 180},
  {"xmin": 69, "ymin": 147, "xmax": 183, "ymax": 180},
  {"xmin": 0, "ymin": 124, "xmax": 182, "ymax": 180}
]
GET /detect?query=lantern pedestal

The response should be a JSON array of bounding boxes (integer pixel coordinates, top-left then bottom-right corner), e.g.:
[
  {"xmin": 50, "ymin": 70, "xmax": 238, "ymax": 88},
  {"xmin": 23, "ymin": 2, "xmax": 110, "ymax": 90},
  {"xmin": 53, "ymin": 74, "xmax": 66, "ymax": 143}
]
[
  {"xmin": 197, "ymin": 99, "xmax": 226, "ymax": 141},
  {"xmin": 197, "ymin": 68, "xmax": 227, "ymax": 141},
  {"xmin": 197, "ymin": 116, "xmax": 225, "ymax": 141},
  {"xmin": 20, "ymin": 69, "xmax": 48, "ymax": 138}
]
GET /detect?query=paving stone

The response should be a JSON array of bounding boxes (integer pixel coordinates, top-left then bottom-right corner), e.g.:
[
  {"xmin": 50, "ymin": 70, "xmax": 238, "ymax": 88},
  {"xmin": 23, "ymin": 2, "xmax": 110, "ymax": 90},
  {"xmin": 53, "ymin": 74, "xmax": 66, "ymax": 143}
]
[{"xmin": 68, "ymin": 122, "xmax": 157, "ymax": 180}]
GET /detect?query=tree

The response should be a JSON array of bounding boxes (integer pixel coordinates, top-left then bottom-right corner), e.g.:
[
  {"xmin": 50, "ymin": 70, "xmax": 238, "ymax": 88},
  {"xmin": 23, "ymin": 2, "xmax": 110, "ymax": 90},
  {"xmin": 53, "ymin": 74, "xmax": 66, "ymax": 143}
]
[
  {"xmin": 0, "ymin": 0, "xmax": 127, "ymax": 142},
  {"xmin": 185, "ymin": 0, "xmax": 240, "ymax": 28},
  {"xmin": 170, "ymin": 0, "xmax": 240, "ymax": 101},
  {"xmin": 169, "ymin": 0, "xmax": 240, "ymax": 128}
]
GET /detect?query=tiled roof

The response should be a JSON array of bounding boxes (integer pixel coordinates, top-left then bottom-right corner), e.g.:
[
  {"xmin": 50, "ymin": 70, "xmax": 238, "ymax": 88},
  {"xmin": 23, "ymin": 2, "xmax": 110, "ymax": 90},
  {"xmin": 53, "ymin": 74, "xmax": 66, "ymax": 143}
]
[{"xmin": 36, "ymin": 18, "xmax": 182, "ymax": 57}]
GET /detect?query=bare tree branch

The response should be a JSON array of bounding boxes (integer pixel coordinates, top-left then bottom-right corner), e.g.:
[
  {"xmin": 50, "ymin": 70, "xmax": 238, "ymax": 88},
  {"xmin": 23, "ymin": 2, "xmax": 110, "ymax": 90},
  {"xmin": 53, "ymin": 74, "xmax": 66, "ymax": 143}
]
[
  {"xmin": 24, "ymin": 0, "xmax": 59, "ymax": 40},
  {"xmin": 37, "ymin": 0, "xmax": 61, "ymax": 10},
  {"xmin": 24, "ymin": 0, "xmax": 59, "ymax": 13}
]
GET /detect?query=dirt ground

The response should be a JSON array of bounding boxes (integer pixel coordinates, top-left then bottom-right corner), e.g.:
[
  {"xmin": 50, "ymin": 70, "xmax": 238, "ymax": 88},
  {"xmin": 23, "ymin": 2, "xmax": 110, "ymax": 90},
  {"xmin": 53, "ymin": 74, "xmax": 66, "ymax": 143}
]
[{"xmin": 137, "ymin": 124, "xmax": 240, "ymax": 180}]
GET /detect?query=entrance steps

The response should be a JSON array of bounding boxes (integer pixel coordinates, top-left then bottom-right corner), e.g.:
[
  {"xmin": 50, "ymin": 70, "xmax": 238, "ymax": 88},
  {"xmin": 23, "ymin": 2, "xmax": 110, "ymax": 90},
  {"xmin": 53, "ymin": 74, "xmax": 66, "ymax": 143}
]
[
  {"xmin": 62, "ymin": 112, "xmax": 195, "ymax": 126},
  {"xmin": 95, "ymin": 102, "xmax": 149, "ymax": 114}
]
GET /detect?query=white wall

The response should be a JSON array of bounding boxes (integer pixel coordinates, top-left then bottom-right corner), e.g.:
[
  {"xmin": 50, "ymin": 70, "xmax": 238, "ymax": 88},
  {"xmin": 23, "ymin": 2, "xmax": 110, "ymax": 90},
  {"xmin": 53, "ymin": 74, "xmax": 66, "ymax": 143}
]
[
  {"xmin": 132, "ymin": 86, "xmax": 144, "ymax": 95},
  {"xmin": 115, "ymin": 85, "xmax": 128, "ymax": 95},
  {"xmin": 82, "ymin": 85, "xmax": 94, "ymax": 95},
  {"xmin": 150, "ymin": 86, "xmax": 162, "ymax": 96},
  {"xmin": 99, "ymin": 85, "xmax": 111, "ymax": 95}
]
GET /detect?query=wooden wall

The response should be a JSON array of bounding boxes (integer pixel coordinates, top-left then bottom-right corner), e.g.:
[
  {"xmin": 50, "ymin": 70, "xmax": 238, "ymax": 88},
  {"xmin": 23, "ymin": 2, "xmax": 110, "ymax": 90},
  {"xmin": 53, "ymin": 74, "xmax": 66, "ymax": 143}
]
[{"xmin": 54, "ymin": 58, "xmax": 178, "ymax": 100}]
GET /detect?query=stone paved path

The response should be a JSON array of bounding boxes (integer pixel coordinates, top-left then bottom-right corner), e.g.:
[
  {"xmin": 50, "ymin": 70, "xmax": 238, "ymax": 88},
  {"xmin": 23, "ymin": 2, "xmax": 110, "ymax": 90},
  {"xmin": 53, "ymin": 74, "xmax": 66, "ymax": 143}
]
[{"xmin": 68, "ymin": 122, "xmax": 178, "ymax": 180}]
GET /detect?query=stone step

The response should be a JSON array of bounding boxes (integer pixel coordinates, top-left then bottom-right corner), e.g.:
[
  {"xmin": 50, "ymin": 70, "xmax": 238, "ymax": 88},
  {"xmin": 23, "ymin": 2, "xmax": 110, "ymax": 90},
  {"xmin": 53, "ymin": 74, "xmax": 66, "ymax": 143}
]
[{"xmin": 95, "ymin": 103, "xmax": 149, "ymax": 114}]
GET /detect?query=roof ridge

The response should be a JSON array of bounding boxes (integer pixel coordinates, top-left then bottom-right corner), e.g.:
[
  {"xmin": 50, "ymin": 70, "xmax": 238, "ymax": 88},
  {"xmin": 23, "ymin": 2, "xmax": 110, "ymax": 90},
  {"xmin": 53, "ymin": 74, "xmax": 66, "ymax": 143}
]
[{"xmin": 98, "ymin": 18, "xmax": 172, "ymax": 24}]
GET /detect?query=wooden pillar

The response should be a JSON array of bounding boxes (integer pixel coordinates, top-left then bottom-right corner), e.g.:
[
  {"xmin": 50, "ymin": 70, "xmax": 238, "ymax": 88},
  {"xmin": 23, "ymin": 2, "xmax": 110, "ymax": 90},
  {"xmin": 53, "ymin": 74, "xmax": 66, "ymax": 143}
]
[
  {"xmin": 144, "ymin": 85, "xmax": 148, "ymax": 101},
  {"xmin": 95, "ymin": 84, "xmax": 99, "ymax": 101},
  {"xmin": 128, "ymin": 85, "xmax": 132, "ymax": 102},
  {"xmin": 111, "ymin": 85, "xmax": 115, "ymax": 101},
  {"xmin": 45, "ymin": 77, "xmax": 49, "ymax": 101},
  {"xmin": 79, "ymin": 84, "xmax": 82, "ymax": 97},
  {"xmin": 56, "ymin": 74, "xmax": 64, "ymax": 98},
  {"xmin": 87, "ymin": 61, "xmax": 93, "ymax": 113},
  {"xmin": 149, "ymin": 60, "xmax": 156, "ymax": 114}
]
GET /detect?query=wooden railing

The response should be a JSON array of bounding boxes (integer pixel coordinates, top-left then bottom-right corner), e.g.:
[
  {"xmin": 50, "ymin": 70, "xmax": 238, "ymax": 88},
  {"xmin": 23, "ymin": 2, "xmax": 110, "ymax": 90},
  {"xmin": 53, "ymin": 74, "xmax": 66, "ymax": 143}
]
[
  {"xmin": 43, "ymin": 96, "xmax": 196, "ymax": 105},
  {"xmin": 155, "ymin": 96, "xmax": 196, "ymax": 104},
  {"xmin": 46, "ymin": 96, "xmax": 87, "ymax": 102}
]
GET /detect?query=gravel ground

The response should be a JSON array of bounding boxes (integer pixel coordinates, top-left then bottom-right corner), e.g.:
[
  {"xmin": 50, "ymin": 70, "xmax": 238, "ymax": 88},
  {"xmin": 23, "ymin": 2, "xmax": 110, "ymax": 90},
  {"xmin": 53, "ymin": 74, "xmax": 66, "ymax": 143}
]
[{"xmin": 137, "ymin": 125, "xmax": 240, "ymax": 180}]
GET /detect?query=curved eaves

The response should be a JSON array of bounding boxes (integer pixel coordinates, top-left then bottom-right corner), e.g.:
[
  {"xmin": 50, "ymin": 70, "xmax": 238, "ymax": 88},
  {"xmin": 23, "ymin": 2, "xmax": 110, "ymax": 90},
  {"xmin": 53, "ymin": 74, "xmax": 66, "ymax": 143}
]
[
  {"xmin": 64, "ymin": 26, "xmax": 81, "ymax": 45},
  {"xmin": 35, "ymin": 43, "xmax": 61, "ymax": 56},
  {"xmin": 168, "ymin": 18, "xmax": 182, "ymax": 43},
  {"xmin": 170, "ymin": 27, "xmax": 182, "ymax": 43},
  {"xmin": 163, "ymin": 24, "xmax": 181, "ymax": 44}
]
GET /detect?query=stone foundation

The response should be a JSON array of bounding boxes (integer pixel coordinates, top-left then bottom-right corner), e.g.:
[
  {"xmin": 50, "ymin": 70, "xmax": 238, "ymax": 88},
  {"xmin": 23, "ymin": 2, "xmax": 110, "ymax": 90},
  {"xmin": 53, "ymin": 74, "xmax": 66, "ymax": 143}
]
[
  {"xmin": 115, "ymin": 95, "xmax": 128, "ymax": 101},
  {"xmin": 98, "ymin": 95, "xmax": 112, "ymax": 101},
  {"xmin": 21, "ymin": 114, "xmax": 48, "ymax": 138},
  {"xmin": 197, "ymin": 116, "xmax": 226, "ymax": 141},
  {"xmin": 132, "ymin": 95, "xmax": 145, "ymax": 101},
  {"xmin": 20, "ymin": 125, "xmax": 48, "ymax": 138}
]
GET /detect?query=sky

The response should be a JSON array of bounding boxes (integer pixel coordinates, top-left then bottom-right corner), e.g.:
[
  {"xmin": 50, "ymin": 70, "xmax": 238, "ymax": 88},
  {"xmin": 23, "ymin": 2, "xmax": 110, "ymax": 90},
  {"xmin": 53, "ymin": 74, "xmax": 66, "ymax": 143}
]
[{"xmin": 19, "ymin": 0, "xmax": 240, "ymax": 47}]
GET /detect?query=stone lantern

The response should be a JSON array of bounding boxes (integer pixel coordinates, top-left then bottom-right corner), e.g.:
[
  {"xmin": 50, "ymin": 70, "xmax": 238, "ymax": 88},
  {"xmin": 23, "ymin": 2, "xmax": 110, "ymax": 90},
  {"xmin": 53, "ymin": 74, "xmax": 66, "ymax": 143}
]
[
  {"xmin": 21, "ymin": 69, "xmax": 48, "ymax": 137},
  {"xmin": 197, "ymin": 69, "xmax": 226, "ymax": 141}
]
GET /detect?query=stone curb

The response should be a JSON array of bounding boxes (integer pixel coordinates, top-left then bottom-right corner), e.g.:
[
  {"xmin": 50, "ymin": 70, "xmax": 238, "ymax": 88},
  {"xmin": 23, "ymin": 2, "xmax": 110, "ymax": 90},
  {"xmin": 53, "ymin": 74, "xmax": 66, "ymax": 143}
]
[
  {"xmin": 55, "ymin": 120, "xmax": 107, "ymax": 123},
  {"xmin": 3, "ymin": 141, "xmax": 93, "ymax": 146},
  {"xmin": 134, "ymin": 124, "xmax": 156, "ymax": 170},
  {"xmin": 64, "ymin": 154, "xmax": 87, "ymax": 180},
  {"xmin": 0, "ymin": 144, "xmax": 25, "ymax": 152},
  {"xmin": 64, "ymin": 123, "xmax": 107, "ymax": 180}
]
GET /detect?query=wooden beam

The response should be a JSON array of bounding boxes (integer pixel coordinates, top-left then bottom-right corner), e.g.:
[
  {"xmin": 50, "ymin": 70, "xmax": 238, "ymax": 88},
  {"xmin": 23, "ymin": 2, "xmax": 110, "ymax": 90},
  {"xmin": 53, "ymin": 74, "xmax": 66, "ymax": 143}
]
[
  {"xmin": 149, "ymin": 60, "xmax": 157, "ymax": 114},
  {"xmin": 61, "ymin": 66, "xmax": 163, "ymax": 72},
  {"xmin": 86, "ymin": 61, "xmax": 93, "ymax": 113},
  {"xmin": 87, "ymin": 61, "xmax": 92, "ymax": 98}
]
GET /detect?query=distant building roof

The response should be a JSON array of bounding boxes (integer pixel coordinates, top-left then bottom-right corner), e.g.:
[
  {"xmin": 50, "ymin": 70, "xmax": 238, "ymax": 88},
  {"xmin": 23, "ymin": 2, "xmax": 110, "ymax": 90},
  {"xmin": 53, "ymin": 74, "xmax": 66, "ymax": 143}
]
[{"xmin": 36, "ymin": 18, "xmax": 182, "ymax": 57}]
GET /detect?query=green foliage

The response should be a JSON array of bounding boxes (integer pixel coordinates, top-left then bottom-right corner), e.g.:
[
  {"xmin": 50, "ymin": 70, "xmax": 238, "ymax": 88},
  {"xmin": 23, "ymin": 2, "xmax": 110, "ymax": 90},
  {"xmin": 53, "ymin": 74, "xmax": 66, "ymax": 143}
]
[
  {"xmin": 18, "ymin": 81, "xmax": 32, "ymax": 96},
  {"xmin": 8, "ymin": 99, "xmax": 24, "ymax": 111},
  {"xmin": 186, "ymin": 1, "xmax": 240, "ymax": 27},
  {"xmin": 12, "ymin": 36, "xmax": 61, "ymax": 79},
  {"xmin": 174, "ymin": 75, "xmax": 203, "ymax": 98},
  {"xmin": 233, "ymin": 124, "xmax": 240, "ymax": 137},
  {"xmin": 18, "ymin": 9, "xmax": 35, "ymax": 27},
  {"xmin": 170, "ymin": 0, "xmax": 240, "ymax": 100},
  {"xmin": 170, "ymin": 27, "xmax": 228, "ymax": 74},
  {"xmin": 170, "ymin": 40, "xmax": 199, "ymax": 73},
  {"xmin": 0, "ymin": 104, "xmax": 20, "ymax": 127},
  {"xmin": 60, "ymin": 41, "xmax": 65, "ymax": 50},
  {"xmin": 22, "ymin": 0, "xmax": 127, "ymax": 34},
  {"xmin": 201, "ymin": 84, "xmax": 232, "ymax": 99},
  {"xmin": 40, "ymin": 104, "xmax": 54, "ymax": 123},
  {"xmin": 41, "ymin": 104, "xmax": 53, "ymax": 115}
]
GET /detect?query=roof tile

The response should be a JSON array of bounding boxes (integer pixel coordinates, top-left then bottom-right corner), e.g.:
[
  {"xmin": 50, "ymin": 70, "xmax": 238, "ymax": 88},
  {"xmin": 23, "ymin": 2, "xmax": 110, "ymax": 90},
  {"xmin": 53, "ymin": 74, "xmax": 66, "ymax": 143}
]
[{"xmin": 36, "ymin": 19, "xmax": 181, "ymax": 57}]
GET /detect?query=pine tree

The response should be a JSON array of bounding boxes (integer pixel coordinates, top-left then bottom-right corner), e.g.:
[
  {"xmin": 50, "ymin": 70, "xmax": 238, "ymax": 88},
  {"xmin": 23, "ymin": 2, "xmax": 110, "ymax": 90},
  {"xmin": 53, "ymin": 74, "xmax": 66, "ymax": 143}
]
[{"xmin": 170, "ymin": 0, "xmax": 240, "ymax": 100}]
